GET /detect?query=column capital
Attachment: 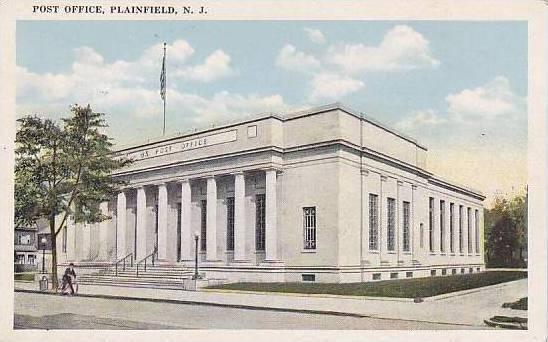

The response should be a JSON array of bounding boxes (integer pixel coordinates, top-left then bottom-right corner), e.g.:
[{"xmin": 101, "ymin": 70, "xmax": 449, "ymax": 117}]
[
  {"xmin": 261, "ymin": 166, "xmax": 283, "ymax": 174},
  {"xmin": 232, "ymin": 170, "xmax": 245, "ymax": 176}
]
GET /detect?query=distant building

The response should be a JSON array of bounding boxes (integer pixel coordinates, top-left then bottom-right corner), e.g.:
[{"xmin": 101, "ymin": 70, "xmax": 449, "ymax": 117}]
[
  {"xmin": 14, "ymin": 225, "xmax": 38, "ymax": 272},
  {"xmin": 55, "ymin": 103, "xmax": 485, "ymax": 283}
]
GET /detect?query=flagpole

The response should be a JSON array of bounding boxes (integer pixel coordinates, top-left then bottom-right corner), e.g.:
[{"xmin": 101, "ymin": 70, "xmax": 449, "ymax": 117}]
[{"xmin": 162, "ymin": 42, "xmax": 166, "ymax": 136}]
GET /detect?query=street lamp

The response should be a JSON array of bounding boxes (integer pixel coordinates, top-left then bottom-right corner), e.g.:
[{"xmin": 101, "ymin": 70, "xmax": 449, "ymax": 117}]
[
  {"xmin": 40, "ymin": 236, "xmax": 47, "ymax": 274},
  {"xmin": 193, "ymin": 231, "xmax": 200, "ymax": 280}
]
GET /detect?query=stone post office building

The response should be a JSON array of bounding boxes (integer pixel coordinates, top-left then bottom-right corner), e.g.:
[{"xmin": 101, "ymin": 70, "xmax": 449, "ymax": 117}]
[{"xmin": 57, "ymin": 103, "xmax": 485, "ymax": 283}]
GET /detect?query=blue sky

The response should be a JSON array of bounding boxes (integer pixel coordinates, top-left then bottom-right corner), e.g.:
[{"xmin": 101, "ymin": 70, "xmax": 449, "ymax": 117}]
[{"xmin": 16, "ymin": 21, "xmax": 527, "ymax": 203}]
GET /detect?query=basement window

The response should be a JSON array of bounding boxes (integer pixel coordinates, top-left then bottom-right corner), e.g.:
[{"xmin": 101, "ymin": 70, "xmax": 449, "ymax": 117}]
[
  {"xmin": 390, "ymin": 272, "xmax": 398, "ymax": 279},
  {"xmin": 406, "ymin": 272, "xmax": 413, "ymax": 278},
  {"xmin": 442, "ymin": 269, "xmax": 447, "ymax": 276},
  {"xmin": 372, "ymin": 273, "xmax": 381, "ymax": 280},
  {"xmin": 302, "ymin": 274, "xmax": 316, "ymax": 282},
  {"xmin": 452, "ymin": 269, "xmax": 457, "ymax": 275},
  {"xmin": 430, "ymin": 270, "xmax": 436, "ymax": 276}
]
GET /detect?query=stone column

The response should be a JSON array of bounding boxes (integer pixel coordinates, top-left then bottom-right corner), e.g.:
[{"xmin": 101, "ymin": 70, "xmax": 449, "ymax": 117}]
[
  {"xmin": 116, "ymin": 192, "xmax": 127, "ymax": 259},
  {"xmin": 180, "ymin": 179, "xmax": 192, "ymax": 261},
  {"xmin": 206, "ymin": 176, "xmax": 218, "ymax": 261},
  {"xmin": 265, "ymin": 169, "xmax": 278, "ymax": 261},
  {"xmin": 157, "ymin": 183, "xmax": 168, "ymax": 261},
  {"xmin": 98, "ymin": 202, "xmax": 109, "ymax": 261},
  {"xmin": 66, "ymin": 213, "xmax": 76, "ymax": 261},
  {"xmin": 81, "ymin": 223, "xmax": 91, "ymax": 261},
  {"xmin": 136, "ymin": 186, "xmax": 147, "ymax": 261},
  {"xmin": 233, "ymin": 172, "xmax": 247, "ymax": 261}
]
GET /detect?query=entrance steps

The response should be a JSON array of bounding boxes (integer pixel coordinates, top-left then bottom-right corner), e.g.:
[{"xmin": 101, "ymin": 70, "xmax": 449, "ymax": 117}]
[{"xmin": 77, "ymin": 263, "xmax": 196, "ymax": 290}]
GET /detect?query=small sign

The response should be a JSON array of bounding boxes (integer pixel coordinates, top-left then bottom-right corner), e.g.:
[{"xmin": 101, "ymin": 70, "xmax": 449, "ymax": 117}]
[{"xmin": 124, "ymin": 130, "xmax": 238, "ymax": 161}]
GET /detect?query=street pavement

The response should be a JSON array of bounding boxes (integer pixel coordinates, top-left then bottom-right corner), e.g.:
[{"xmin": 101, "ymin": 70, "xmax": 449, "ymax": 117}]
[
  {"xmin": 13, "ymin": 277, "xmax": 527, "ymax": 329},
  {"xmin": 13, "ymin": 291, "xmax": 481, "ymax": 329}
]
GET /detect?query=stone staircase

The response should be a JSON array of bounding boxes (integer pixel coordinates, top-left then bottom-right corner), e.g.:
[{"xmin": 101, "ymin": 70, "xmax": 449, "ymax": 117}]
[{"xmin": 78, "ymin": 264, "xmax": 196, "ymax": 290}]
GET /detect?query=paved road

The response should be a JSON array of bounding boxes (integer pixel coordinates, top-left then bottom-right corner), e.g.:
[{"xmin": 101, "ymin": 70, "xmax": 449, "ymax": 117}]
[{"xmin": 14, "ymin": 292, "xmax": 481, "ymax": 329}]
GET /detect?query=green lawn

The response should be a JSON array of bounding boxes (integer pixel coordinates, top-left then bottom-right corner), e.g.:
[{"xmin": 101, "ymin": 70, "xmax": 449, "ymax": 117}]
[
  {"xmin": 14, "ymin": 273, "xmax": 35, "ymax": 281},
  {"xmin": 207, "ymin": 271, "xmax": 527, "ymax": 298}
]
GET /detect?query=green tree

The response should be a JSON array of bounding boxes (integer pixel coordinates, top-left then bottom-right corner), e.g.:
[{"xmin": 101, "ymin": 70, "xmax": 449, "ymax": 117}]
[
  {"xmin": 15, "ymin": 105, "xmax": 131, "ymax": 289},
  {"xmin": 484, "ymin": 192, "xmax": 527, "ymax": 268}
]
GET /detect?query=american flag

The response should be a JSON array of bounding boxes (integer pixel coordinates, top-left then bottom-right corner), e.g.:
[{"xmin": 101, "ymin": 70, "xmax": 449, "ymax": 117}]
[{"xmin": 160, "ymin": 43, "xmax": 166, "ymax": 101}]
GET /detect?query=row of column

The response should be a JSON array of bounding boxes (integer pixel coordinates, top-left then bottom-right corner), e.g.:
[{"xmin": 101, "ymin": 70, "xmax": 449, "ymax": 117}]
[{"xmin": 111, "ymin": 170, "xmax": 279, "ymax": 263}]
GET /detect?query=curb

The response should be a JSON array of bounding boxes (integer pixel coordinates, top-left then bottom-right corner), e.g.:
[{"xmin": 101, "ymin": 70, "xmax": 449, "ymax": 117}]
[
  {"xmin": 201, "ymin": 288, "xmax": 415, "ymax": 302},
  {"xmin": 14, "ymin": 288, "xmax": 479, "ymax": 327}
]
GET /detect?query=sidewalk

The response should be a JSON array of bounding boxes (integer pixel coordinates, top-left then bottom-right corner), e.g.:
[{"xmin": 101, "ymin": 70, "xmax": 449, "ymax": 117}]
[{"xmin": 15, "ymin": 278, "xmax": 527, "ymax": 327}]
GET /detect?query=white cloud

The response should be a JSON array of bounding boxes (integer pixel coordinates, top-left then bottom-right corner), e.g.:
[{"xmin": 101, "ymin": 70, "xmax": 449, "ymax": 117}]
[
  {"xmin": 276, "ymin": 44, "xmax": 321, "ymax": 72},
  {"xmin": 309, "ymin": 73, "xmax": 364, "ymax": 101},
  {"xmin": 446, "ymin": 76, "xmax": 524, "ymax": 119},
  {"xmin": 178, "ymin": 49, "xmax": 234, "ymax": 82},
  {"xmin": 17, "ymin": 42, "xmax": 291, "ymax": 134},
  {"xmin": 395, "ymin": 109, "xmax": 446, "ymax": 131},
  {"xmin": 327, "ymin": 25, "xmax": 440, "ymax": 73},
  {"xmin": 304, "ymin": 28, "xmax": 325, "ymax": 44}
]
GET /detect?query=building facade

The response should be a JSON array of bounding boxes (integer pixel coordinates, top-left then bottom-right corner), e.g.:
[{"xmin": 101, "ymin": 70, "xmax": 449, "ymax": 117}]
[{"xmin": 57, "ymin": 103, "xmax": 485, "ymax": 283}]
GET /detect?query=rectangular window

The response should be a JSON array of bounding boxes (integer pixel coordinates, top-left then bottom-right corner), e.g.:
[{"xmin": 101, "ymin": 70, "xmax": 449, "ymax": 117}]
[
  {"xmin": 390, "ymin": 272, "xmax": 398, "ymax": 279},
  {"xmin": 62, "ymin": 226, "xmax": 67, "ymax": 253},
  {"xmin": 226, "ymin": 197, "xmax": 235, "ymax": 251},
  {"xmin": 429, "ymin": 197, "xmax": 434, "ymax": 252},
  {"xmin": 255, "ymin": 194, "xmax": 266, "ymax": 251},
  {"xmin": 430, "ymin": 269, "xmax": 436, "ymax": 276},
  {"xmin": 303, "ymin": 207, "xmax": 317, "ymax": 250},
  {"xmin": 177, "ymin": 203, "xmax": 182, "ymax": 261},
  {"xmin": 302, "ymin": 274, "xmax": 315, "ymax": 282},
  {"xmin": 406, "ymin": 271, "xmax": 413, "ymax": 278},
  {"xmin": 440, "ymin": 200, "xmax": 445, "ymax": 253},
  {"xmin": 459, "ymin": 205, "xmax": 464, "ymax": 254},
  {"xmin": 154, "ymin": 204, "xmax": 159, "ymax": 251},
  {"xmin": 475, "ymin": 209, "xmax": 480, "ymax": 253},
  {"xmin": 452, "ymin": 269, "xmax": 457, "ymax": 275},
  {"xmin": 200, "ymin": 200, "xmax": 207, "ymax": 251},
  {"xmin": 27, "ymin": 255, "xmax": 36, "ymax": 265},
  {"xmin": 402, "ymin": 201, "xmax": 410, "ymax": 252},
  {"xmin": 372, "ymin": 273, "xmax": 381, "ymax": 280},
  {"xmin": 387, "ymin": 198, "xmax": 396, "ymax": 251},
  {"xmin": 467, "ymin": 207, "xmax": 472, "ymax": 253},
  {"xmin": 368, "ymin": 194, "xmax": 379, "ymax": 250},
  {"xmin": 449, "ymin": 203, "xmax": 454, "ymax": 253}
]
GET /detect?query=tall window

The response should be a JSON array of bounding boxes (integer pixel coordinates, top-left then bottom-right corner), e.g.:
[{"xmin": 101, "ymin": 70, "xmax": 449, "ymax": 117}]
[
  {"xmin": 303, "ymin": 207, "xmax": 316, "ymax": 250},
  {"xmin": 387, "ymin": 198, "xmax": 396, "ymax": 251},
  {"xmin": 368, "ymin": 194, "xmax": 379, "ymax": 250},
  {"xmin": 440, "ymin": 200, "xmax": 445, "ymax": 253},
  {"xmin": 403, "ymin": 201, "xmax": 410, "ymax": 252},
  {"xmin": 226, "ymin": 197, "xmax": 235, "ymax": 251},
  {"xmin": 475, "ymin": 209, "xmax": 480, "ymax": 254},
  {"xmin": 449, "ymin": 203, "xmax": 454, "ymax": 253},
  {"xmin": 467, "ymin": 207, "xmax": 472, "ymax": 254},
  {"xmin": 459, "ymin": 205, "xmax": 464, "ymax": 253},
  {"xmin": 177, "ymin": 203, "xmax": 182, "ymax": 261},
  {"xmin": 62, "ymin": 226, "xmax": 67, "ymax": 253},
  {"xmin": 154, "ymin": 204, "xmax": 159, "ymax": 251},
  {"xmin": 429, "ymin": 197, "xmax": 434, "ymax": 252},
  {"xmin": 255, "ymin": 194, "xmax": 266, "ymax": 251},
  {"xmin": 200, "ymin": 200, "xmax": 207, "ymax": 251}
]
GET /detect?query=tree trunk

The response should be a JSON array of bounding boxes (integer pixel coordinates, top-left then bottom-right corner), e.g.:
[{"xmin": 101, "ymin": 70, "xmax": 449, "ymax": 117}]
[{"xmin": 49, "ymin": 214, "xmax": 58, "ymax": 291}]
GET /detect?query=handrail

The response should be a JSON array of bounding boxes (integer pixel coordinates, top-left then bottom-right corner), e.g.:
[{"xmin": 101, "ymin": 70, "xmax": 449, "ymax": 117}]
[
  {"xmin": 114, "ymin": 253, "xmax": 133, "ymax": 276},
  {"xmin": 136, "ymin": 247, "xmax": 157, "ymax": 277}
]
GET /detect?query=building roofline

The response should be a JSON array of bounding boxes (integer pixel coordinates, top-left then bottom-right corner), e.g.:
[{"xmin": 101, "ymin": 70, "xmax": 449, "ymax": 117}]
[{"xmin": 114, "ymin": 102, "xmax": 427, "ymax": 152}]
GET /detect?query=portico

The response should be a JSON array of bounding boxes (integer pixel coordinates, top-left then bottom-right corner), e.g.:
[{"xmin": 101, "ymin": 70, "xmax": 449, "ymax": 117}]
[{"xmin": 101, "ymin": 168, "xmax": 281, "ymax": 268}]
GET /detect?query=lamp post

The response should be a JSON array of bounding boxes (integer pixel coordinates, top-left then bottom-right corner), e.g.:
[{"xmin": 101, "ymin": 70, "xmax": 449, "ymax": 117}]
[
  {"xmin": 40, "ymin": 236, "xmax": 47, "ymax": 274},
  {"xmin": 193, "ymin": 231, "xmax": 199, "ymax": 280}
]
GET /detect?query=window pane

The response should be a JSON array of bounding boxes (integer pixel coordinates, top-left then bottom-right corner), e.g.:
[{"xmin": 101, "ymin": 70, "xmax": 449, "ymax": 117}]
[
  {"xmin": 255, "ymin": 194, "xmax": 266, "ymax": 251},
  {"xmin": 368, "ymin": 194, "xmax": 379, "ymax": 250},
  {"xmin": 403, "ymin": 201, "xmax": 410, "ymax": 252},
  {"xmin": 387, "ymin": 198, "xmax": 395, "ymax": 251}
]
